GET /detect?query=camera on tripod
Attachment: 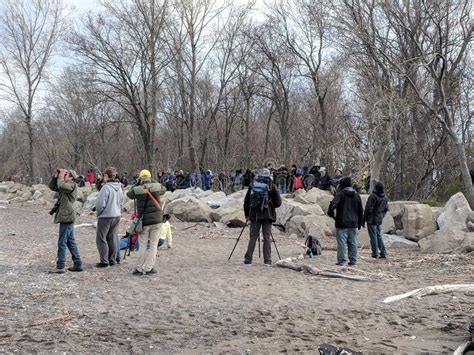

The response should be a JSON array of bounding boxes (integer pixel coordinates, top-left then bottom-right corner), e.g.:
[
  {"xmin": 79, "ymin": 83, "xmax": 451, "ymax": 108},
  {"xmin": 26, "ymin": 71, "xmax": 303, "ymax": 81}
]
[{"xmin": 49, "ymin": 200, "xmax": 60, "ymax": 215}]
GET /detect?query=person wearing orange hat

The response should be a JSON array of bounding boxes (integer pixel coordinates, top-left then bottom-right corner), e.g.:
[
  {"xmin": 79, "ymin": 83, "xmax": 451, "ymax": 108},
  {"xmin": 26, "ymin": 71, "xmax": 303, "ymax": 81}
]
[{"xmin": 126, "ymin": 169, "xmax": 166, "ymax": 275}]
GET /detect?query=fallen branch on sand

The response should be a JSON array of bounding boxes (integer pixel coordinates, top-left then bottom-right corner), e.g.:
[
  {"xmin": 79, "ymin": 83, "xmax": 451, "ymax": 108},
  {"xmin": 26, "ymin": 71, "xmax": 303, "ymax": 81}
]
[
  {"xmin": 181, "ymin": 223, "xmax": 206, "ymax": 231},
  {"xmin": 276, "ymin": 257, "xmax": 369, "ymax": 281},
  {"xmin": 383, "ymin": 284, "xmax": 474, "ymax": 303},
  {"xmin": 31, "ymin": 313, "xmax": 73, "ymax": 326}
]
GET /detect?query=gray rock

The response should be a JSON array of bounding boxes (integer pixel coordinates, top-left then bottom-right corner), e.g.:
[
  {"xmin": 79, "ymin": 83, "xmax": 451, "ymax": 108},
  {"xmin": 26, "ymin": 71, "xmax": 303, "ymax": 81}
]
[
  {"xmin": 402, "ymin": 204, "xmax": 437, "ymax": 242},
  {"xmin": 389, "ymin": 201, "xmax": 418, "ymax": 230}
]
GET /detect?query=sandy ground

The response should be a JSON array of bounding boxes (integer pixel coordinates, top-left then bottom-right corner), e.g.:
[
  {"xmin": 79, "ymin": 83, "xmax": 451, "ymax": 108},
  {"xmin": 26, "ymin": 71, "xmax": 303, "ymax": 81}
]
[{"xmin": 0, "ymin": 204, "xmax": 473, "ymax": 353}]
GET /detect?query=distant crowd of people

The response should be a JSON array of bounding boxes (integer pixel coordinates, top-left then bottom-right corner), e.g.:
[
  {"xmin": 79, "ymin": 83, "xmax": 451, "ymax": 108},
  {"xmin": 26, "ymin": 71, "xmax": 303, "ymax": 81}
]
[{"xmin": 74, "ymin": 164, "xmax": 373, "ymax": 196}]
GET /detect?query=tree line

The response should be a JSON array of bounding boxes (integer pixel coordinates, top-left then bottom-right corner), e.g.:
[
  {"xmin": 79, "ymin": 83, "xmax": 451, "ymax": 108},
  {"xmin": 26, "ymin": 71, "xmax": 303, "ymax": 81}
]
[{"xmin": 0, "ymin": 0, "xmax": 472, "ymax": 206}]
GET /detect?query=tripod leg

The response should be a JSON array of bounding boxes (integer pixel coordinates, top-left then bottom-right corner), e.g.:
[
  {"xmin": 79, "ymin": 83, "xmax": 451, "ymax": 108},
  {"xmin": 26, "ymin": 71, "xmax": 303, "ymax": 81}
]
[
  {"xmin": 258, "ymin": 234, "xmax": 261, "ymax": 258},
  {"xmin": 270, "ymin": 232, "xmax": 281, "ymax": 260},
  {"xmin": 228, "ymin": 222, "xmax": 248, "ymax": 261}
]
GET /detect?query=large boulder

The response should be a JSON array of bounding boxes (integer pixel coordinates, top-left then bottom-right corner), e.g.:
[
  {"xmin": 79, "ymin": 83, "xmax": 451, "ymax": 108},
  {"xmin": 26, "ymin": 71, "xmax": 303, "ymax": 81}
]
[
  {"xmin": 402, "ymin": 204, "xmax": 437, "ymax": 241},
  {"xmin": 164, "ymin": 196, "xmax": 212, "ymax": 222},
  {"xmin": 275, "ymin": 199, "xmax": 295, "ymax": 226},
  {"xmin": 437, "ymin": 192, "xmax": 471, "ymax": 230},
  {"xmin": 84, "ymin": 192, "xmax": 99, "ymax": 210},
  {"xmin": 289, "ymin": 200, "xmax": 325, "ymax": 218},
  {"xmin": 357, "ymin": 230, "xmax": 418, "ymax": 249},
  {"xmin": 305, "ymin": 188, "xmax": 333, "ymax": 213},
  {"xmin": 389, "ymin": 201, "xmax": 418, "ymax": 230},
  {"xmin": 381, "ymin": 213, "xmax": 396, "ymax": 234},
  {"xmin": 199, "ymin": 191, "xmax": 226, "ymax": 203},
  {"xmin": 419, "ymin": 193, "xmax": 474, "ymax": 254},
  {"xmin": 287, "ymin": 215, "xmax": 332, "ymax": 238},
  {"xmin": 210, "ymin": 199, "xmax": 245, "ymax": 227},
  {"xmin": 419, "ymin": 227, "xmax": 474, "ymax": 254}
]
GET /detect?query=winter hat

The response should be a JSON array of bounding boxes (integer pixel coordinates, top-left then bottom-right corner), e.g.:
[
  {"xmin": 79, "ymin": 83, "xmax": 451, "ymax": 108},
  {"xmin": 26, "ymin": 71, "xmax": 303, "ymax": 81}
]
[
  {"xmin": 339, "ymin": 176, "xmax": 352, "ymax": 189},
  {"xmin": 139, "ymin": 169, "xmax": 152, "ymax": 179},
  {"xmin": 374, "ymin": 181, "xmax": 384, "ymax": 193},
  {"xmin": 335, "ymin": 168, "xmax": 343, "ymax": 174},
  {"xmin": 296, "ymin": 168, "xmax": 302, "ymax": 175},
  {"xmin": 319, "ymin": 167, "xmax": 326, "ymax": 172}
]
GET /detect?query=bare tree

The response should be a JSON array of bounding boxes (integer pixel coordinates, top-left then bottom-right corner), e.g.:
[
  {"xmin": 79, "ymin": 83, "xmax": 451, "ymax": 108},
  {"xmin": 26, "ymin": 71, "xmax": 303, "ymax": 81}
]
[
  {"xmin": 70, "ymin": 0, "xmax": 170, "ymax": 175},
  {"xmin": 0, "ymin": 0, "xmax": 63, "ymax": 183}
]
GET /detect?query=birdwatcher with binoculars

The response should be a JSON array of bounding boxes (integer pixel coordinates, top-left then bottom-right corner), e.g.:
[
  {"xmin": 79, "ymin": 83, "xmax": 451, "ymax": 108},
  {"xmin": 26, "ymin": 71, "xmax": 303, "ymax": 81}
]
[{"xmin": 48, "ymin": 168, "xmax": 83, "ymax": 274}]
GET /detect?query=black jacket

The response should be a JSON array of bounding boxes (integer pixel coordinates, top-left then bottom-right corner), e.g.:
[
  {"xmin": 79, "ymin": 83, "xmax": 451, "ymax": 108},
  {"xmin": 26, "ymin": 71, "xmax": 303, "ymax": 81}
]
[
  {"xmin": 244, "ymin": 183, "xmax": 282, "ymax": 222},
  {"xmin": 327, "ymin": 187, "xmax": 364, "ymax": 229},
  {"xmin": 363, "ymin": 190, "xmax": 388, "ymax": 226},
  {"xmin": 318, "ymin": 175, "xmax": 332, "ymax": 191}
]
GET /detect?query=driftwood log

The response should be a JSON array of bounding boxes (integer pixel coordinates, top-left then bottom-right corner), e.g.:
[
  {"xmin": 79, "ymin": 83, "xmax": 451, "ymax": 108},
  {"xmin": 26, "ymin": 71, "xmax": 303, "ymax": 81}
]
[
  {"xmin": 276, "ymin": 257, "xmax": 368, "ymax": 281},
  {"xmin": 383, "ymin": 284, "xmax": 474, "ymax": 303}
]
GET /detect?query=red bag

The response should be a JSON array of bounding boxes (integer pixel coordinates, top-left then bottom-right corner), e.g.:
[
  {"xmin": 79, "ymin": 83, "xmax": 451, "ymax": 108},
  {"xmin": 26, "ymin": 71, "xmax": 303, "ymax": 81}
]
[{"xmin": 293, "ymin": 176, "xmax": 303, "ymax": 190}]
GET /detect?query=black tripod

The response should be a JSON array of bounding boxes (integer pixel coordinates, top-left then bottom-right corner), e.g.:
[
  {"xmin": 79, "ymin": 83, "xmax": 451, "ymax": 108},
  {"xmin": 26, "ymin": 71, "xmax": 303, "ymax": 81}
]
[{"xmin": 228, "ymin": 220, "xmax": 281, "ymax": 261}]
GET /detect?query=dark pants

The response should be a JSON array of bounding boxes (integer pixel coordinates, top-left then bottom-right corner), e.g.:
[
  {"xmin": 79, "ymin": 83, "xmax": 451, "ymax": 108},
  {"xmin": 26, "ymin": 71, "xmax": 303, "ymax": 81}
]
[
  {"xmin": 245, "ymin": 220, "xmax": 272, "ymax": 264},
  {"xmin": 96, "ymin": 217, "xmax": 121, "ymax": 264},
  {"xmin": 367, "ymin": 224, "xmax": 387, "ymax": 257},
  {"xmin": 57, "ymin": 223, "xmax": 82, "ymax": 269}
]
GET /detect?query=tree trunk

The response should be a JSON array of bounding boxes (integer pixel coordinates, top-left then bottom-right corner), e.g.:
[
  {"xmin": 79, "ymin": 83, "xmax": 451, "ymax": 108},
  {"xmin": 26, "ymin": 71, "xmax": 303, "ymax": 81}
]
[
  {"xmin": 371, "ymin": 143, "xmax": 387, "ymax": 191},
  {"xmin": 454, "ymin": 139, "xmax": 474, "ymax": 209},
  {"xmin": 244, "ymin": 98, "xmax": 251, "ymax": 168},
  {"xmin": 27, "ymin": 120, "xmax": 35, "ymax": 185}
]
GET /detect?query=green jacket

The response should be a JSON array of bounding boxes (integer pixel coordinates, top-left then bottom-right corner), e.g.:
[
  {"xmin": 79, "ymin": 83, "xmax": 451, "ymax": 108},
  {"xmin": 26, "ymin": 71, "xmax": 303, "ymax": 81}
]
[
  {"xmin": 48, "ymin": 176, "xmax": 78, "ymax": 224},
  {"xmin": 127, "ymin": 180, "xmax": 166, "ymax": 226}
]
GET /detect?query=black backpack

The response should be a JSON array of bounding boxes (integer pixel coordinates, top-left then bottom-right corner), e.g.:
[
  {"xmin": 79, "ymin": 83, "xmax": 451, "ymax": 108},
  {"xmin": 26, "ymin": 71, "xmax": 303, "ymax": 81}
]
[
  {"xmin": 250, "ymin": 174, "xmax": 270, "ymax": 211},
  {"xmin": 305, "ymin": 235, "xmax": 322, "ymax": 257}
]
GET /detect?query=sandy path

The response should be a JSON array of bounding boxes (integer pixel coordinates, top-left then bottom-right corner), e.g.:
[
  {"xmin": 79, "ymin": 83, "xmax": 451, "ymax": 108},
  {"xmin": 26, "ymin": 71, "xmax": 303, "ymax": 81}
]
[{"xmin": 0, "ymin": 204, "xmax": 473, "ymax": 353}]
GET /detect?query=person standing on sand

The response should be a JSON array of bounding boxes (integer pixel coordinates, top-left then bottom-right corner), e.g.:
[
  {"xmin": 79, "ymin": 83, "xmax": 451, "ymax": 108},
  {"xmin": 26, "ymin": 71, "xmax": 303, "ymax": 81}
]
[
  {"xmin": 327, "ymin": 176, "xmax": 363, "ymax": 267},
  {"xmin": 243, "ymin": 168, "xmax": 282, "ymax": 266},
  {"xmin": 95, "ymin": 167, "xmax": 123, "ymax": 268},
  {"xmin": 363, "ymin": 181, "xmax": 388, "ymax": 259},
  {"xmin": 127, "ymin": 169, "xmax": 166, "ymax": 275},
  {"xmin": 48, "ymin": 169, "xmax": 83, "ymax": 274}
]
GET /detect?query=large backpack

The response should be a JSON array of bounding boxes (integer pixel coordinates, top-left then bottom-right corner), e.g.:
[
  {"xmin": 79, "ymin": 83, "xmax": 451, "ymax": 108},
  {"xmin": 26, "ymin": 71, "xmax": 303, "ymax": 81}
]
[
  {"xmin": 305, "ymin": 235, "xmax": 322, "ymax": 257},
  {"xmin": 250, "ymin": 175, "xmax": 270, "ymax": 211}
]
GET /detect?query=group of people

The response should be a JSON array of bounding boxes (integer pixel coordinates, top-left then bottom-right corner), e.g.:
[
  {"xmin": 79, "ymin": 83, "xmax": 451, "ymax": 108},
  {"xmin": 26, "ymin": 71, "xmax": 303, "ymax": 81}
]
[
  {"xmin": 242, "ymin": 169, "xmax": 388, "ymax": 267},
  {"xmin": 49, "ymin": 162, "xmax": 389, "ymax": 273},
  {"xmin": 48, "ymin": 168, "xmax": 171, "ymax": 275}
]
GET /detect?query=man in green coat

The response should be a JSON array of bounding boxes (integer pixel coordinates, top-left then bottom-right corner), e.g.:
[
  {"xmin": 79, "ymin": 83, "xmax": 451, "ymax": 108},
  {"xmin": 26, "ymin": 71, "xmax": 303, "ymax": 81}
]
[
  {"xmin": 48, "ymin": 169, "xmax": 83, "ymax": 273},
  {"xmin": 127, "ymin": 169, "xmax": 166, "ymax": 275}
]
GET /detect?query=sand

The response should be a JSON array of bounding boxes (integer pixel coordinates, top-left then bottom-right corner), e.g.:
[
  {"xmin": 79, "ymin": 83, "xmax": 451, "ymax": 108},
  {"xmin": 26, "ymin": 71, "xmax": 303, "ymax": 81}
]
[{"xmin": 0, "ymin": 204, "xmax": 473, "ymax": 353}]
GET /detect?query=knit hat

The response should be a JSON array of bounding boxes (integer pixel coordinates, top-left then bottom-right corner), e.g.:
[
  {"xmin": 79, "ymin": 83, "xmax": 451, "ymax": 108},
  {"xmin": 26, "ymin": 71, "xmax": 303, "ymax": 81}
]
[
  {"xmin": 339, "ymin": 176, "xmax": 352, "ymax": 189},
  {"xmin": 374, "ymin": 181, "xmax": 384, "ymax": 193},
  {"xmin": 139, "ymin": 169, "xmax": 151, "ymax": 179}
]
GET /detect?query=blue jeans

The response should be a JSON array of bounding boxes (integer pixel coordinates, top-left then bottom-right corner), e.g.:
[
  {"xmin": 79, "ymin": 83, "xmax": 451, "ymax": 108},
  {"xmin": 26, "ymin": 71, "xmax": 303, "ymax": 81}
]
[
  {"xmin": 57, "ymin": 223, "xmax": 82, "ymax": 269},
  {"xmin": 336, "ymin": 228, "xmax": 358, "ymax": 264},
  {"xmin": 277, "ymin": 184, "xmax": 287, "ymax": 194},
  {"xmin": 367, "ymin": 224, "xmax": 387, "ymax": 257}
]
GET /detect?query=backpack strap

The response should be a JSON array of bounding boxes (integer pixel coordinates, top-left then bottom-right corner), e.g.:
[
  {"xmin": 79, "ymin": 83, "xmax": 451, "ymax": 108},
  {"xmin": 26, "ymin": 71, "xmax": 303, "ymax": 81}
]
[{"xmin": 144, "ymin": 188, "xmax": 162, "ymax": 210}]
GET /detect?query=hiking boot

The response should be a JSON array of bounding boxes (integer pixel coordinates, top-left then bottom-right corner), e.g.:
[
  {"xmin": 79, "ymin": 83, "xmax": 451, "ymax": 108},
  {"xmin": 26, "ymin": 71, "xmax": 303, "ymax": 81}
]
[
  {"xmin": 379, "ymin": 255, "xmax": 387, "ymax": 259},
  {"xmin": 371, "ymin": 255, "xmax": 378, "ymax": 259},
  {"xmin": 335, "ymin": 263, "xmax": 345, "ymax": 266},
  {"xmin": 108, "ymin": 260, "xmax": 116, "ymax": 266},
  {"xmin": 115, "ymin": 258, "xmax": 121, "ymax": 264},
  {"xmin": 244, "ymin": 260, "xmax": 252, "ymax": 265},
  {"xmin": 67, "ymin": 266, "xmax": 83, "ymax": 272},
  {"xmin": 95, "ymin": 262, "xmax": 109, "ymax": 268},
  {"xmin": 50, "ymin": 268, "xmax": 66, "ymax": 274},
  {"xmin": 132, "ymin": 269, "xmax": 145, "ymax": 276},
  {"xmin": 145, "ymin": 268, "xmax": 157, "ymax": 275},
  {"xmin": 348, "ymin": 262, "xmax": 357, "ymax": 266},
  {"xmin": 264, "ymin": 261, "xmax": 272, "ymax": 267}
]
